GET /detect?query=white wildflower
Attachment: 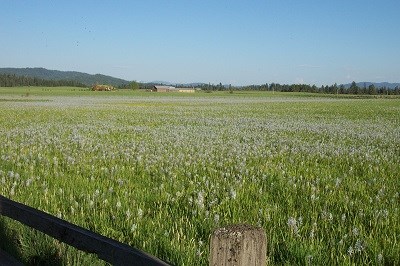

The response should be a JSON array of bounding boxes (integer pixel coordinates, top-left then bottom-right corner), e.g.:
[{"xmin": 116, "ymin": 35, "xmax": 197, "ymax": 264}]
[
  {"xmin": 311, "ymin": 194, "xmax": 316, "ymax": 201},
  {"xmin": 287, "ymin": 217, "xmax": 299, "ymax": 236},
  {"xmin": 377, "ymin": 253, "xmax": 383, "ymax": 263},
  {"xmin": 214, "ymin": 214, "xmax": 220, "ymax": 224},
  {"xmin": 25, "ymin": 178, "xmax": 33, "ymax": 187},
  {"xmin": 347, "ymin": 246, "xmax": 354, "ymax": 256},
  {"xmin": 229, "ymin": 188, "xmax": 237, "ymax": 200},
  {"xmin": 130, "ymin": 224, "xmax": 137, "ymax": 233},
  {"xmin": 309, "ymin": 228, "xmax": 315, "ymax": 239},
  {"xmin": 8, "ymin": 171, "xmax": 14, "ymax": 178},
  {"xmin": 355, "ymin": 239, "xmax": 365, "ymax": 252},
  {"xmin": 196, "ymin": 191, "xmax": 205, "ymax": 209},
  {"xmin": 305, "ymin": 255, "xmax": 313, "ymax": 265}
]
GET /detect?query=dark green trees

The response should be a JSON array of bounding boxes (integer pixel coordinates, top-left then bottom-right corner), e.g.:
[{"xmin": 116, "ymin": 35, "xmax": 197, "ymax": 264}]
[{"xmin": 0, "ymin": 74, "xmax": 86, "ymax": 87}]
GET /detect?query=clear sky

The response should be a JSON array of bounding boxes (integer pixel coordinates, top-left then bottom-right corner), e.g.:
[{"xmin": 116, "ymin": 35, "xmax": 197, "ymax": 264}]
[{"xmin": 1, "ymin": 0, "xmax": 399, "ymax": 86}]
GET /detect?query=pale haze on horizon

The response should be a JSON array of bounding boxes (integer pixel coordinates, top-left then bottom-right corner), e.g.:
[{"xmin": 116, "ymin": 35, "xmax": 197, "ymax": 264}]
[{"xmin": 1, "ymin": 0, "xmax": 399, "ymax": 86}]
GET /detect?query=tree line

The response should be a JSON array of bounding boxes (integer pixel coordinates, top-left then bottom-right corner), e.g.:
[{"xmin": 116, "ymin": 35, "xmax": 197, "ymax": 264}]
[
  {"xmin": 1, "ymin": 73, "xmax": 399, "ymax": 95},
  {"xmin": 117, "ymin": 81, "xmax": 139, "ymax": 90},
  {"xmin": 0, "ymin": 74, "xmax": 86, "ymax": 87},
  {"xmin": 200, "ymin": 81, "xmax": 400, "ymax": 95}
]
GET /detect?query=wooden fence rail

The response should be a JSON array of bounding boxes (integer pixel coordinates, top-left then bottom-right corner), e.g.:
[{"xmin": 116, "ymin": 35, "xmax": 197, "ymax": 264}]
[{"xmin": 0, "ymin": 195, "xmax": 170, "ymax": 266}]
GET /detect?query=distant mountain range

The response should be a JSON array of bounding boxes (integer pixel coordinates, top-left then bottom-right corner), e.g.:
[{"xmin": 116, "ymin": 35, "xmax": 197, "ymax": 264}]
[
  {"xmin": 342, "ymin": 82, "xmax": 400, "ymax": 89},
  {"xmin": 0, "ymin": 67, "xmax": 398, "ymax": 89},
  {"xmin": 0, "ymin": 67, "xmax": 130, "ymax": 87}
]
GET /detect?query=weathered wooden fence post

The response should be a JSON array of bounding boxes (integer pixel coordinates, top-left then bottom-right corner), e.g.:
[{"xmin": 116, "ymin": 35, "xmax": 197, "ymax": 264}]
[{"xmin": 210, "ymin": 224, "xmax": 267, "ymax": 266}]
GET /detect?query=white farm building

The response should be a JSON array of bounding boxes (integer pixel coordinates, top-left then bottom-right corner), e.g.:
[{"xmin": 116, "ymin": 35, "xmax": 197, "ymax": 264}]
[{"xmin": 152, "ymin": 86, "xmax": 196, "ymax": 93}]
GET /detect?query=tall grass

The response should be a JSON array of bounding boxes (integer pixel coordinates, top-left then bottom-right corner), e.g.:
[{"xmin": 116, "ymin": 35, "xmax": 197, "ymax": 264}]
[{"xmin": 0, "ymin": 88, "xmax": 399, "ymax": 265}]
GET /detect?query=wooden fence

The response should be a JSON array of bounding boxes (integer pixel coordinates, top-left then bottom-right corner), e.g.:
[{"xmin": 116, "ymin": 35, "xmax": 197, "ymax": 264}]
[
  {"xmin": 0, "ymin": 195, "xmax": 169, "ymax": 266},
  {"xmin": 0, "ymin": 195, "xmax": 267, "ymax": 266}
]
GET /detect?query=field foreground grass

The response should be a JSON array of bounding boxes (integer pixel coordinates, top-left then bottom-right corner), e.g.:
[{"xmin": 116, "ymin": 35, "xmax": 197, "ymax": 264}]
[{"xmin": 0, "ymin": 87, "xmax": 399, "ymax": 265}]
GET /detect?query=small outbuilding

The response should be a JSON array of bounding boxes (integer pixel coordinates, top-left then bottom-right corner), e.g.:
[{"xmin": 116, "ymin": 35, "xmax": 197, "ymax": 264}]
[
  {"xmin": 152, "ymin": 85, "xmax": 176, "ymax": 92},
  {"xmin": 152, "ymin": 85, "xmax": 196, "ymax": 93}
]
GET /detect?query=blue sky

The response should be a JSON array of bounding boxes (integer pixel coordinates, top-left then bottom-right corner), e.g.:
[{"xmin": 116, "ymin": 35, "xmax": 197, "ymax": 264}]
[{"xmin": 1, "ymin": 1, "xmax": 399, "ymax": 86}]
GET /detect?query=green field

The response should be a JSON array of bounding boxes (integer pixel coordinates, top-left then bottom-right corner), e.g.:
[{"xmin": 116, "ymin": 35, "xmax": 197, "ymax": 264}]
[{"xmin": 1, "ymin": 87, "xmax": 399, "ymax": 265}]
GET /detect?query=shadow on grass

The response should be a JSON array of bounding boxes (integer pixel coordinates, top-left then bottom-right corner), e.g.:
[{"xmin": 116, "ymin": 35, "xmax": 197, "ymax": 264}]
[
  {"xmin": 0, "ymin": 217, "xmax": 23, "ymax": 263},
  {"xmin": 0, "ymin": 217, "xmax": 64, "ymax": 266}
]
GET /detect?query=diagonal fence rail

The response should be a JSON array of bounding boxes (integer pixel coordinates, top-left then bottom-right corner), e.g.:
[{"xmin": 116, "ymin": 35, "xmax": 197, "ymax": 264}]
[{"xmin": 0, "ymin": 195, "xmax": 171, "ymax": 266}]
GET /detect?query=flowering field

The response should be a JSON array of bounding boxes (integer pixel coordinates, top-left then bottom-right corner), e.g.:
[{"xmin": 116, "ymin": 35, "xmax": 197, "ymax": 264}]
[{"xmin": 0, "ymin": 87, "xmax": 399, "ymax": 265}]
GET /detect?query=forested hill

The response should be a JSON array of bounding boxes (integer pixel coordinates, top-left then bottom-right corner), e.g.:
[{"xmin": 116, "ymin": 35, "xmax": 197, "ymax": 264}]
[
  {"xmin": 0, "ymin": 73, "xmax": 86, "ymax": 87},
  {"xmin": 0, "ymin": 68, "xmax": 130, "ymax": 86}
]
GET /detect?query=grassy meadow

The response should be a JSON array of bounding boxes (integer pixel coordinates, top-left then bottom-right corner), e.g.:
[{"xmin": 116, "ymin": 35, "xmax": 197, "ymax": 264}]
[{"xmin": 0, "ymin": 87, "xmax": 399, "ymax": 265}]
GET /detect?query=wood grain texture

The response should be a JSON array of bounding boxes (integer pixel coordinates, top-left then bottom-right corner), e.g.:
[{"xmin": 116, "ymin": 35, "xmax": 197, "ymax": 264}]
[{"xmin": 210, "ymin": 224, "xmax": 266, "ymax": 266}]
